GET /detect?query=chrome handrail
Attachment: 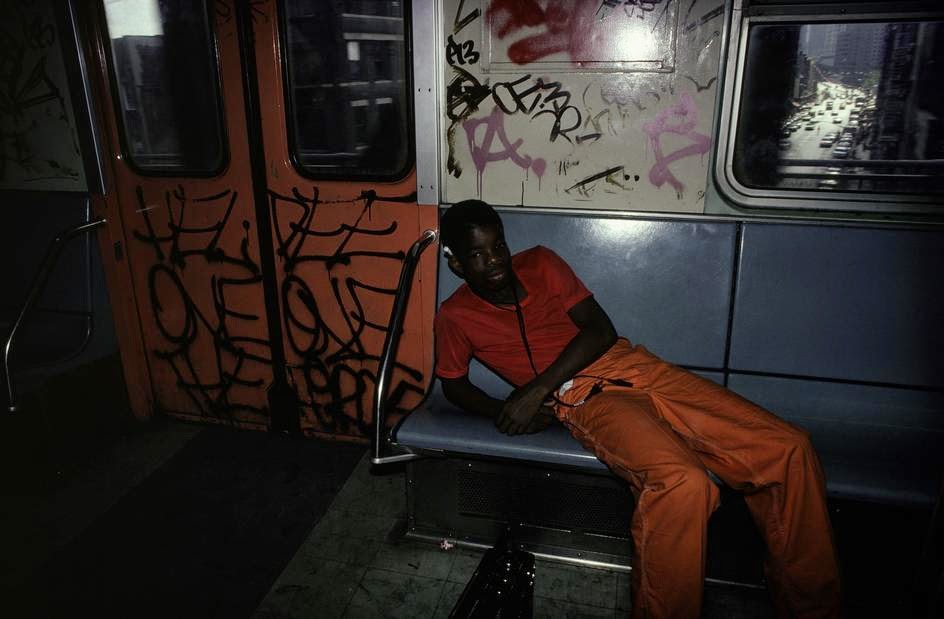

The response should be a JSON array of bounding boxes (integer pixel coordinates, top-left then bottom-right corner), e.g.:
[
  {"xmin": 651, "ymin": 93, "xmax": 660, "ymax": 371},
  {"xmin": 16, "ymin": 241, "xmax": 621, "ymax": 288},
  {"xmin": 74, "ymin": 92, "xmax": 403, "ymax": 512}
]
[
  {"xmin": 372, "ymin": 228, "xmax": 438, "ymax": 465},
  {"xmin": 3, "ymin": 215, "xmax": 107, "ymax": 413}
]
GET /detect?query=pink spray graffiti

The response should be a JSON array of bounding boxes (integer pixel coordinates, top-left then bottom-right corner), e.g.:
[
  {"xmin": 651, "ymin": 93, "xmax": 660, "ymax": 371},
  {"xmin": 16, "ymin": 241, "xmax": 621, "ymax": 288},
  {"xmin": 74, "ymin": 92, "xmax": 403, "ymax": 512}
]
[
  {"xmin": 463, "ymin": 107, "xmax": 547, "ymax": 195},
  {"xmin": 641, "ymin": 93, "xmax": 711, "ymax": 195}
]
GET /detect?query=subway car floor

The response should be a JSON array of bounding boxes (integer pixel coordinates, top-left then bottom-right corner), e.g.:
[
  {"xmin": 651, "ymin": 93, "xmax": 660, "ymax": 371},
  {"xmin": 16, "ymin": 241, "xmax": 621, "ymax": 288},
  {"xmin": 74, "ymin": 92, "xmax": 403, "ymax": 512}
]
[{"xmin": 0, "ymin": 358, "xmax": 934, "ymax": 618}]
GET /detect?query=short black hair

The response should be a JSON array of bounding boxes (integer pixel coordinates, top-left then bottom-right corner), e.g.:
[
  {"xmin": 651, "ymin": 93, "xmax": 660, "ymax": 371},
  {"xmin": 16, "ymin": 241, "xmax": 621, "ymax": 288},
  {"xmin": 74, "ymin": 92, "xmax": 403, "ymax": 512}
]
[{"xmin": 440, "ymin": 199, "xmax": 503, "ymax": 255}]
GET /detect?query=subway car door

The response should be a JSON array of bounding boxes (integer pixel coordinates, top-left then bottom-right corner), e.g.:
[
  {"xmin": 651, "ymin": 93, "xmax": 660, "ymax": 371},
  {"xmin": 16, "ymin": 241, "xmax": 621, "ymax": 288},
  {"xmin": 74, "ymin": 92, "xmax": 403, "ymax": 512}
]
[
  {"xmin": 252, "ymin": 0, "xmax": 438, "ymax": 441},
  {"xmin": 84, "ymin": 1, "xmax": 275, "ymax": 428}
]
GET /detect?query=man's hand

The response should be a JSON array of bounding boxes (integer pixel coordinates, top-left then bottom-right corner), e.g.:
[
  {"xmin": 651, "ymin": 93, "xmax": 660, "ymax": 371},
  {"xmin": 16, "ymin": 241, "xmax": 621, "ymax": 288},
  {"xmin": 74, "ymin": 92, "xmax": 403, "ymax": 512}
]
[
  {"xmin": 497, "ymin": 383, "xmax": 551, "ymax": 435},
  {"xmin": 523, "ymin": 405, "xmax": 558, "ymax": 434}
]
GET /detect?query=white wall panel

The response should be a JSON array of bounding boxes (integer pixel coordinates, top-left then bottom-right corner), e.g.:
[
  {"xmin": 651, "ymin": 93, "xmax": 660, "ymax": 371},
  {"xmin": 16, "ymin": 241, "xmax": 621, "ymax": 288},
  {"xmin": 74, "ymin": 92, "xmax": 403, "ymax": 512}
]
[{"xmin": 438, "ymin": 0, "xmax": 725, "ymax": 212}]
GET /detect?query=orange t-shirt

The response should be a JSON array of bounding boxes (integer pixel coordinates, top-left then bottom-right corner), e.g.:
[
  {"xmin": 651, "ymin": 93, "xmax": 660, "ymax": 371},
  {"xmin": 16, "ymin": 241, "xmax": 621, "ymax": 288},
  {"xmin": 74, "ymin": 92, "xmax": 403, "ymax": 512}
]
[{"xmin": 434, "ymin": 246, "xmax": 593, "ymax": 387}]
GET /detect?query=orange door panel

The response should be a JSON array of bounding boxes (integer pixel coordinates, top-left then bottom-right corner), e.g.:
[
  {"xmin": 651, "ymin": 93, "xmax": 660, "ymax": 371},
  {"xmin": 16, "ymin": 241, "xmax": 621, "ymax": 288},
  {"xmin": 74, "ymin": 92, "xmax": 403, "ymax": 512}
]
[
  {"xmin": 85, "ymin": 3, "xmax": 273, "ymax": 428},
  {"xmin": 253, "ymin": 1, "xmax": 437, "ymax": 441}
]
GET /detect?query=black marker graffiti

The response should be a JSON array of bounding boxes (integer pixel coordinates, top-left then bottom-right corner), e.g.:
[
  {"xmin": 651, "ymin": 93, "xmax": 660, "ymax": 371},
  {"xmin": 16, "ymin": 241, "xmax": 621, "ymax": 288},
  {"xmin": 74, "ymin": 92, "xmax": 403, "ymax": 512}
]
[
  {"xmin": 445, "ymin": 66, "xmax": 492, "ymax": 177},
  {"xmin": 269, "ymin": 187, "xmax": 425, "ymax": 436},
  {"xmin": 683, "ymin": 75, "xmax": 717, "ymax": 92},
  {"xmin": 454, "ymin": 0, "xmax": 481, "ymax": 34},
  {"xmin": 558, "ymin": 160, "xmax": 580, "ymax": 176},
  {"xmin": 446, "ymin": 35, "xmax": 480, "ymax": 66},
  {"xmin": 576, "ymin": 132, "xmax": 602, "ymax": 144},
  {"xmin": 492, "ymin": 74, "xmax": 583, "ymax": 143},
  {"xmin": 446, "ymin": 67, "xmax": 492, "ymax": 122},
  {"xmin": 133, "ymin": 185, "xmax": 269, "ymax": 422},
  {"xmin": 565, "ymin": 165, "xmax": 625, "ymax": 197}
]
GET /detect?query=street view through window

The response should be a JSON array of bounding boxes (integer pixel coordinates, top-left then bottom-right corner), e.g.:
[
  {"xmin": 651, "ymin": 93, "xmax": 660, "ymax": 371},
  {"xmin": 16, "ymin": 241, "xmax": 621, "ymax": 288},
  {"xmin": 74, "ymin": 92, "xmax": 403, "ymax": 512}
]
[{"xmin": 734, "ymin": 20, "xmax": 943, "ymax": 195}]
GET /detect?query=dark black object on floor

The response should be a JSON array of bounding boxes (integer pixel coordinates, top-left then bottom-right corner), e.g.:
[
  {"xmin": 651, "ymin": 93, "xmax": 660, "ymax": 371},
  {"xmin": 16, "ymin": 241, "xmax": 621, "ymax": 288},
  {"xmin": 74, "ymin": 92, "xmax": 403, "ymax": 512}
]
[{"xmin": 451, "ymin": 527, "xmax": 535, "ymax": 619}]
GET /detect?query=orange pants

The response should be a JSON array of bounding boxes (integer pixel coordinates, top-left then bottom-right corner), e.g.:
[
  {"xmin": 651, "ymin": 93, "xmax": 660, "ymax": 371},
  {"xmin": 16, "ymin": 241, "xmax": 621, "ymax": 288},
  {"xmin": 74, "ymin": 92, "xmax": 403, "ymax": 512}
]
[{"xmin": 555, "ymin": 339, "xmax": 841, "ymax": 619}]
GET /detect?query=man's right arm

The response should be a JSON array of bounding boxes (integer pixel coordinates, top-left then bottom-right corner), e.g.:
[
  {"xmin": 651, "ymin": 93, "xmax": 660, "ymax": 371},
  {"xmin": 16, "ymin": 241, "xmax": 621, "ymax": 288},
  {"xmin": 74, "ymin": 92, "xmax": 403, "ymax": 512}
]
[
  {"xmin": 441, "ymin": 374, "xmax": 558, "ymax": 434},
  {"xmin": 440, "ymin": 374, "xmax": 504, "ymax": 419}
]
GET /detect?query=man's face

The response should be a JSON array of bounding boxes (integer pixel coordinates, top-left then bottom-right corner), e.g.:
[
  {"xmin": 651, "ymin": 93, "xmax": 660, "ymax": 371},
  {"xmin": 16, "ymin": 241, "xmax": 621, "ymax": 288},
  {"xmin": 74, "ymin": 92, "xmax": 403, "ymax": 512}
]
[{"xmin": 449, "ymin": 224, "xmax": 513, "ymax": 297}]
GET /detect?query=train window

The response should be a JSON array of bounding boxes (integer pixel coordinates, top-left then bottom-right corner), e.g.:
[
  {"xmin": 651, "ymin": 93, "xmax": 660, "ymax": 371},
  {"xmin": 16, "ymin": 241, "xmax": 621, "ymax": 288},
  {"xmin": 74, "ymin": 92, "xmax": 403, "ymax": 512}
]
[
  {"xmin": 101, "ymin": 0, "xmax": 227, "ymax": 174},
  {"xmin": 280, "ymin": 0, "xmax": 411, "ymax": 180},
  {"xmin": 719, "ymin": 6, "xmax": 944, "ymax": 212}
]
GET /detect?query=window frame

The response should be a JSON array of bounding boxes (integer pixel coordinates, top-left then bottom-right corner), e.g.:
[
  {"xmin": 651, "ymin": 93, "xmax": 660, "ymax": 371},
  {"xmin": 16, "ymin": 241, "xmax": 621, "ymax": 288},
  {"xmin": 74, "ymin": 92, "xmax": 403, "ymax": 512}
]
[
  {"xmin": 276, "ymin": 0, "xmax": 415, "ymax": 183},
  {"xmin": 714, "ymin": 0, "xmax": 944, "ymax": 215},
  {"xmin": 97, "ymin": 0, "xmax": 230, "ymax": 178}
]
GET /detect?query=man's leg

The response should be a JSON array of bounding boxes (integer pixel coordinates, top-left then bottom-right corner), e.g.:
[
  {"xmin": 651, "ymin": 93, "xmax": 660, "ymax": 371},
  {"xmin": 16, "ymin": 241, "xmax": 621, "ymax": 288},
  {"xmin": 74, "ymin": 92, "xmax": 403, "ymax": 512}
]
[
  {"xmin": 561, "ymin": 389, "xmax": 721, "ymax": 619},
  {"xmin": 628, "ymin": 348, "xmax": 842, "ymax": 619}
]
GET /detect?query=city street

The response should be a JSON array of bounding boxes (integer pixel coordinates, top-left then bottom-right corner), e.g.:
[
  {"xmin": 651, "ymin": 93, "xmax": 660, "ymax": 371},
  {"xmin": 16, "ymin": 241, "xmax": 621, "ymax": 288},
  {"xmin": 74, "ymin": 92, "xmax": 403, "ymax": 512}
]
[{"xmin": 778, "ymin": 81, "xmax": 871, "ymax": 189}]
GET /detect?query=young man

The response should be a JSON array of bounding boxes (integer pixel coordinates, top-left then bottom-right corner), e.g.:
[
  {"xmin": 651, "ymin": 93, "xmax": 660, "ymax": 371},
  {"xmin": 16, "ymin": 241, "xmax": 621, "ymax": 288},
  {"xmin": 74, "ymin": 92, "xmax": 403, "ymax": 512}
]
[{"xmin": 434, "ymin": 200, "xmax": 841, "ymax": 619}]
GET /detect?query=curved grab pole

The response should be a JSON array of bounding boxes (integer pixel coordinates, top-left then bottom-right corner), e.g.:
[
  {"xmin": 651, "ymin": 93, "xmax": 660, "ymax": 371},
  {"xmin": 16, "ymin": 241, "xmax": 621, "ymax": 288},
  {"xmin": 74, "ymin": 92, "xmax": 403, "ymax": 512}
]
[
  {"xmin": 372, "ymin": 228, "xmax": 438, "ymax": 465},
  {"xmin": 4, "ymin": 215, "xmax": 107, "ymax": 413}
]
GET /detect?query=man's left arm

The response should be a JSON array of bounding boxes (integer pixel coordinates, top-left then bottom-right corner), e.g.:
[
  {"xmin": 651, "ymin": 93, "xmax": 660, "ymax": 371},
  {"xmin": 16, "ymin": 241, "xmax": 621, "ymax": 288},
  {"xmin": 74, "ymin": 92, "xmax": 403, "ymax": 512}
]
[{"xmin": 496, "ymin": 296, "xmax": 617, "ymax": 434}]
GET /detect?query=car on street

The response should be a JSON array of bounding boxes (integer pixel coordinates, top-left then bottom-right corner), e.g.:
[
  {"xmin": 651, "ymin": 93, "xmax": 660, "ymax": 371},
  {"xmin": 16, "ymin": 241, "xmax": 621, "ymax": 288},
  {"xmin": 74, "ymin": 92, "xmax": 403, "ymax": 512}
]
[
  {"xmin": 820, "ymin": 136, "xmax": 836, "ymax": 147},
  {"xmin": 832, "ymin": 147, "xmax": 850, "ymax": 159},
  {"xmin": 805, "ymin": 124, "xmax": 816, "ymax": 130},
  {"xmin": 817, "ymin": 178, "xmax": 840, "ymax": 188}
]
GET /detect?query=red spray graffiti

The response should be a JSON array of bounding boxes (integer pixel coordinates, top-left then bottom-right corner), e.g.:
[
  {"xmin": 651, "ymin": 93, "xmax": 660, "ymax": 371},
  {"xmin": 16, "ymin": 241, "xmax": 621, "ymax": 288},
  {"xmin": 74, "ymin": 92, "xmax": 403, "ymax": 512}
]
[
  {"xmin": 463, "ymin": 106, "xmax": 547, "ymax": 195},
  {"xmin": 488, "ymin": 0, "xmax": 654, "ymax": 65},
  {"xmin": 489, "ymin": 0, "xmax": 585, "ymax": 65},
  {"xmin": 642, "ymin": 93, "xmax": 711, "ymax": 195}
]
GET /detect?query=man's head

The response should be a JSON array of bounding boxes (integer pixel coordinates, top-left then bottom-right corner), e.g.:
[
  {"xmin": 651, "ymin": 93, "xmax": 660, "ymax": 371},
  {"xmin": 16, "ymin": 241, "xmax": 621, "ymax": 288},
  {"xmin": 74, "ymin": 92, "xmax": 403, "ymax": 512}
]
[{"xmin": 440, "ymin": 200, "xmax": 513, "ymax": 298}]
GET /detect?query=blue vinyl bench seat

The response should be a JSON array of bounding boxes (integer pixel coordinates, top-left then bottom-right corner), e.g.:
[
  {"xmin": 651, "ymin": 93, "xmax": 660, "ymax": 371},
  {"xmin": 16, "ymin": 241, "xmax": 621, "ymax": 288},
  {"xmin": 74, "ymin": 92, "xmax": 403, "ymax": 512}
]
[
  {"xmin": 396, "ymin": 386, "xmax": 943, "ymax": 506},
  {"xmin": 395, "ymin": 212, "xmax": 944, "ymax": 510},
  {"xmin": 397, "ymin": 390, "xmax": 609, "ymax": 472}
]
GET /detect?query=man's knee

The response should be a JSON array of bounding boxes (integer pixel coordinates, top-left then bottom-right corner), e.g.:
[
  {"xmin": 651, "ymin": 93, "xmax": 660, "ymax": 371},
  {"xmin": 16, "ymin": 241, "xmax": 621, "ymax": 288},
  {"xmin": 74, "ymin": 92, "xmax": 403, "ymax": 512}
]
[
  {"xmin": 779, "ymin": 424, "xmax": 816, "ymax": 460},
  {"xmin": 655, "ymin": 464, "xmax": 721, "ymax": 516},
  {"xmin": 772, "ymin": 424, "xmax": 825, "ymax": 480}
]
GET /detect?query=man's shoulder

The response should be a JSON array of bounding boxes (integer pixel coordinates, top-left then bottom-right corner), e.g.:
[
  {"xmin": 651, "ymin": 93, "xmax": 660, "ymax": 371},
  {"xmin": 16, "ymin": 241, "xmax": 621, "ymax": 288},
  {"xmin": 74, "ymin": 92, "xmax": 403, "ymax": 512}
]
[
  {"xmin": 515, "ymin": 245, "xmax": 570, "ymax": 273},
  {"xmin": 513, "ymin": 244, "xmax": 553, "ymax": 265},
  {"xmin": 440, "ymin": 283, "xmax": 475, "ymax": 314}
]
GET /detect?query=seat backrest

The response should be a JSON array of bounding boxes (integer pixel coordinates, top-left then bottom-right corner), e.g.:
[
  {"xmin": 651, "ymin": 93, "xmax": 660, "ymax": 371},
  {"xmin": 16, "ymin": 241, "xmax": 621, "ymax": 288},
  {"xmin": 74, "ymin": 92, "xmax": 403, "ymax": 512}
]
[
  {"xmin": 436, "ymin": 211, "xmax": 739, "ymax": 389},
  {"xmin": 727, "ymin": 222, "xmax": 944, "ymax": 505}
]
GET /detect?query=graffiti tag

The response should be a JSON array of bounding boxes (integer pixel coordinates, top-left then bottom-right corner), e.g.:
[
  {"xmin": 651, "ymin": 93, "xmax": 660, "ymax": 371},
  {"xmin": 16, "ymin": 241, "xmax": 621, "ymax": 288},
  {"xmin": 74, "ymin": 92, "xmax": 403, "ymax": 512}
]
[
  {"xmin": 463, "ymin": 106, "xmax": 547, "ymax": 195},
  {"xmin": 641, "ymin": 93, "xmax": 711, "ymax": 195},
  {"xmin": 133, "ymin": 185, "xmax": 269, "ymax": 421},
  {"xmin": 446, "ymin": 35, "xmax": 480, "ymax": 66},
  {"xmin": 269, "ymin": 188, "xmax": 425, "ymax": 435}
]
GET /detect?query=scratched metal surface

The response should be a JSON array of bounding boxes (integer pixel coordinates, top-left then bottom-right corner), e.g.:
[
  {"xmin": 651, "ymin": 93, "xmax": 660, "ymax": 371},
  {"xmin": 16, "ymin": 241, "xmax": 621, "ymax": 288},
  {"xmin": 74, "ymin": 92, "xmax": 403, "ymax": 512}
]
[{"xmin": 440, "ymin": 0, "xmax": 724, "ymax": 212}]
